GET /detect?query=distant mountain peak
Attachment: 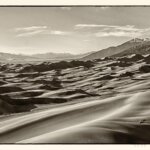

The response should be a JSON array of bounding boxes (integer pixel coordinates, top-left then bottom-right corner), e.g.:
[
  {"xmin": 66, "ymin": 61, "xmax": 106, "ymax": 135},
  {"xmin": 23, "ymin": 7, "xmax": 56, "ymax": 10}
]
[
  {"xmin": 129, "ymin": 38, "xmax": 150, "ymax": 43},
  {"xmin": 143, "ymin": 38, "xmax": 150, "ymax": 41},
  {"xmin": 129, "ymin": 38, "xmax": 144, "ymax": 43},
  {"xmin": 80, "ymin": 37, "xmax": 150, "ymax": 61}
]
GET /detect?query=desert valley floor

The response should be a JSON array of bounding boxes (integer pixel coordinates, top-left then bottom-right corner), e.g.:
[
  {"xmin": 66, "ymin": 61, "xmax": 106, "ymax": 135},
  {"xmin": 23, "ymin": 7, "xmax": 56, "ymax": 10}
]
[{"xmin": 0, "ymin": 55, "xmax": 150, "ymax": 143}]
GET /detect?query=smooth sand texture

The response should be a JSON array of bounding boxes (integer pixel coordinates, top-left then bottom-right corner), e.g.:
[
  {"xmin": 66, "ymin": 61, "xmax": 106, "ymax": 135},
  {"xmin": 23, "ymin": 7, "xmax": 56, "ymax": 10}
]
[{"xmin": 0, "ymin": 56, "xmax": 150, "ymax": 143}]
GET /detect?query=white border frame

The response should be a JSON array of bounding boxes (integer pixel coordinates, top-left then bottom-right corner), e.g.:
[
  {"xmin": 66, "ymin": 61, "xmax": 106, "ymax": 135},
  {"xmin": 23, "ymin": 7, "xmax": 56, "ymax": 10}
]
[{"xmin": 0, "ymin": 1, "xmax": 150, "ymax": 149}]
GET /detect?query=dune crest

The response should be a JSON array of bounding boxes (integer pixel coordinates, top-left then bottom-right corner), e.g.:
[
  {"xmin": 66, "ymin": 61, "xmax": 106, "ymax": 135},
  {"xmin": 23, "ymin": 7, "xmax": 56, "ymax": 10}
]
[{"xmin": 0, "ymin": 55, "xmax": 150, "ymax": 143}]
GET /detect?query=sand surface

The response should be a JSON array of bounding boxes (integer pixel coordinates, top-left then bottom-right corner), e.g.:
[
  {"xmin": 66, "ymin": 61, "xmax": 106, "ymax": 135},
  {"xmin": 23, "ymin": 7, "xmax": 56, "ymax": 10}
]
[{"xmin": 0, "ymin": 56, "xmax": 150, "ymax": 143}]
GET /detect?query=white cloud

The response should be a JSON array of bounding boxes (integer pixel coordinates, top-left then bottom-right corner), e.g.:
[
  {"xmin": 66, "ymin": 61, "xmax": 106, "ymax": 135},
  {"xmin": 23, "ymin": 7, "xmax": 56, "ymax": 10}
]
[
  {"xmin": 95, "ymin": 31, "xmax": 141, "ymax": 37},
  {"xmin": 75, "ymin": 24, "xmax": 135, "ymax": 29},
  {"xmin": 15, "ymin": 26, "xmax": 48, "ymax": 37},
  {"xmin": 15, "ymin": 26, "xmax": 71, "ymax": 37},
  {"xmin": 16, "ymin": 30, "xmax": 46, "ymax": 37},
  {"xmin": 49, "ymin": 30, "xmax": 70, "ymax": 35},
  {"xmin": 95, "ymin": 26, "xmax": 150, "ymax": 38},
  {"xmin": 75, "ymin": 24, "xmax": 107, "ymax": 29},
  {"xmin": 74, "ymin": 24, "xmax": 150, "ymax": 38},
  {"xmin": 15, "ymin": 26, "xmax": 47, "ymax": 32}
]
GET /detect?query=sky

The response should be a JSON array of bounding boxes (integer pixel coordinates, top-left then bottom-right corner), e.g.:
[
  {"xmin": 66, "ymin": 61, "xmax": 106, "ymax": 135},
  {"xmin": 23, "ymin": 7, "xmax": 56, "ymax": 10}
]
[{"xmin": 0, "ymin": 6, "xmax": 150, "ymax": 55}]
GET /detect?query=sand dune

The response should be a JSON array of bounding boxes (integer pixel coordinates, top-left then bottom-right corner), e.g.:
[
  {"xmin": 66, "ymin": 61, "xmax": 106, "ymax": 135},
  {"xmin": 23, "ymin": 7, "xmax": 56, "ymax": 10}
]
[
  {"xmin": 0, "ymin": 56, "xmax": 150, "ymax": 143},
  {"xmin": 17, "ymin": 92, "xmax": 150, "ymax": 143}
]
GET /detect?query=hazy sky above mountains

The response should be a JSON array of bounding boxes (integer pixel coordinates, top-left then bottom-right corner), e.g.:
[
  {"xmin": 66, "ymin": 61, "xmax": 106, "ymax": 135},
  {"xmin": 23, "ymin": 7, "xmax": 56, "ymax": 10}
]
[{"xmin": 0, "ymin": 7, "xmax": 150, "ymax": 55}]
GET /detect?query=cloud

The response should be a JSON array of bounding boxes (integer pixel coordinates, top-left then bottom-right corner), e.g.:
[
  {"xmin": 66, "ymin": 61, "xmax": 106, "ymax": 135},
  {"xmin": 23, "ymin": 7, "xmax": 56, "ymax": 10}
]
[
  {"xmin": 95, "ymin": 26, "xmax": 150, "ymax": 38},
  {"xmin": 15, "ymin": 26, "xmax": 71, "ymax": 37},
  {"xmin": 95, "ymin": 31, "xmax": 141, "ymax": 37},
  {"xmin": 15, "ymin": 26, "xmax": 48, "ymax": 37},
  {"xmin": 49, "ymin": 30, "xmax": 70, "ymax": 35},
  {"xmin": 75, "ymin": 24, "xmax": 107, "ymax": 29},
  {"xmin": 15, "ymin": 26, "xmax": 47, "ymax": 32},
  {"xmin": 16, "ymin": 30, "xmax": 46, "ymax": 37},
  {"xmin": 75, "ymin": 24, "xmax": 135, "ymax": 29},
  {"xmin": 74, "ymin": 24, "xmax": 150, "ymax": 38}
]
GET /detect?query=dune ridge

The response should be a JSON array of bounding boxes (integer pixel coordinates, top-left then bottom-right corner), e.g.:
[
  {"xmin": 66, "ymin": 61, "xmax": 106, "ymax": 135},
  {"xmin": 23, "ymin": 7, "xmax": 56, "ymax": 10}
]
[{"xmin": 0, "ymin": 54, "xmax": 150, "ymax": 143}]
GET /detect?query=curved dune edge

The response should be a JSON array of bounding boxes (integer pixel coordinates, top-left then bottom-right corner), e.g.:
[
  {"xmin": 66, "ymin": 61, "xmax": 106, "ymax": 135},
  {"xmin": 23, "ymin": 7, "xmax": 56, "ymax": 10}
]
[
  {"xmin": 0, "ymin": 57, "xmax": 150, "ymax": 143},
  {"xmin": 0, "ymin": 91, "xmax": 150, "ymax": 143},
  {"xmin": 17, "ymin": 91, "xmax": 150, "ymax": 143}
]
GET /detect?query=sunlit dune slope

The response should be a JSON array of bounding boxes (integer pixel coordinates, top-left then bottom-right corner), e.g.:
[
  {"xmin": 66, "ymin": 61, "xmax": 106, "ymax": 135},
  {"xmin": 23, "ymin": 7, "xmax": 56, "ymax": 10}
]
[{"xmin": 0, "ymin": 55, "xmax": 150, "ymax": 143}]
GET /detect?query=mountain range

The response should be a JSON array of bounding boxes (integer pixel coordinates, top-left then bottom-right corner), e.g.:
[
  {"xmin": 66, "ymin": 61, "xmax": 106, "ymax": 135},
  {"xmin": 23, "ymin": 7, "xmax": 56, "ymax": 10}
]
[
  {"xmin": 0, "ymin": 38, "xmax": 150, "ymax": 62},
  {"xmin": 0, "ymin": 51, "xmax": 93, "ymax": 63},
  {"xmin": 81, "ymin": 38, "xmax": 150, "ymax": 61}
]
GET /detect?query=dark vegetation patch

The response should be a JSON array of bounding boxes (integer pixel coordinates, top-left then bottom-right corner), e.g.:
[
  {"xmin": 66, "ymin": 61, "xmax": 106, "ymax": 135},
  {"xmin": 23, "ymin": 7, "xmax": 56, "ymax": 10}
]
[
  {"xmin": 33, "ymin": 77, "xmax": 62, "ymax": 90},
  {"xmin": 94, "ymin": 57, "xmax": 114, "ymax": 62},
  {"xmin": 107, "ymin": 61, "xmax": 133, "ymax": 67},
  {"xmin": 119, "ymin": 72, "xmax": 134, "ymax": 77},
  {"xmin": 95, "ymin": 75, "xmax": 115, "ymax": 81},
  {"xmin": 0, "ymin": 94, "xmax": 68, "ymax": 105},
  {"xmin": 19, "ymin": 60, "xmax": 94, "ymax": 73},
  {"xmin": 144, "ymin": 55, "xmax": 150, "ymax": 64},
  {"xmin": 139, "ymin": 65, "xmax": 150, "ymax": 73},
  {"xmin": 0, "ymin": 86, "xmax": 24, "ymax": 94},
  {"xmin": 117, "ymin": 54, "xmax": 144, "ymax": 62},
  {"xmin": 0, "ymin": 80, "xmax": 8, "ymax": 85},
  {"xmin": 0, "ymin": 96, "xmax": 36, "ymax": 115},
  {"xmin": 16, "ymin": 72, "xmax": 42, "ymax": 78},
  {"xmin": 57, "ymin": 89, "xmax": 99, "ymax": 97},
  {"xmin": 20, "ymin": 91, "xmax": 44, "ymax": 97}
]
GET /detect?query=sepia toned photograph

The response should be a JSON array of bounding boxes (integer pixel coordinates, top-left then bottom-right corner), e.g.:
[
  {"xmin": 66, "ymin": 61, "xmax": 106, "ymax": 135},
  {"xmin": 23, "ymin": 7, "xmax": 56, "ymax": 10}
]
[{"xmin": 0, "ymin": 5, "xmax": 150, "ymax": 144}]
